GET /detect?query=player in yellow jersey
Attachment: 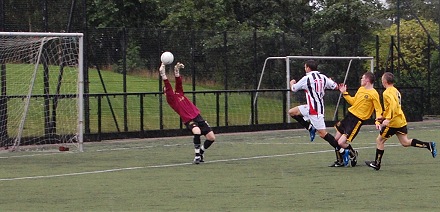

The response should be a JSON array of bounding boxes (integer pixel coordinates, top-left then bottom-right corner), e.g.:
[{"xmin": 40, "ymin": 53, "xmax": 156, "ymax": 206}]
[
  {"xmin": 365, "ymin": 72, "xmax": 437, "ymax": 170},
  {"xmin": 329, "ymin": 72, "xmax": 383, "ymax": 167}
]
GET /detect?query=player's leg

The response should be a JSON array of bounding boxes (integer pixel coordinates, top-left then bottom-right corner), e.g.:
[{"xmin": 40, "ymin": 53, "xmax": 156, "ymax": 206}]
[
  {"xmin": 336, "ymin": 135, "xmax": 351, "ymax": 167},
  {"xmin": 334, "ymin": 120, "xmax": 348, "ymax": 166},
  {"xmin": 309, "ymin": 115, "xmax": 342, "ymax": 167},
  {"xmin": 322, "ymin": 132, "xmax": 344, "ymax": 167},
  {"xmin": 186, "ymin": 121, "xmax": 203, "ymax": 164},
  {"xmin": 345, "ymin": 142, "xmax": 359, "ymax": 167},
  {"xmin": 203, "ymin": 131, "xmax": 215, "ymax": 150},
  {"xmin": 396, "ymin": 130, "xmax": 437, "ymax": 158},
  {"xmin": 199, "ymin": 120, "xmax": 215, "ymax": 163},
  {"xmin": 288, "ymin": 106, "xmax": 309, "ymax": 128},
  {"xmin": 336, "ymin": 114, "xmax": 362, "ymax": 167},
  {"xmin": 337, "ymin": 136, "xmax": 359, "ymax": 167},
  {"xmin": 199, "ymin": 131, "xmax": 215, "ymax": 162},
  {"xmin": 366, "ymin": 130, "xmax": 388, "ymax": 170},
  {"xmin": 319, "ymin": 130, "xmax": 343, "ymax": 166},
  {"xmin": 289, "ymin": 105, "xmax": 316, "ymax": 141},
  {"xmin": 192, "ymin": 127, "xmax": 203, "ymax": 164},
  {"xmin": 326, "ymin": 127, "xmax": 343, "ymax": 167}
]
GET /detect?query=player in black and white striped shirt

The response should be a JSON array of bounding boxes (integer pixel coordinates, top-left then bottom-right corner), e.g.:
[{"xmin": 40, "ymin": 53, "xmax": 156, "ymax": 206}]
[{"xmin": 289, "ymin": 60, "xmax": 342, "ymax": 163}]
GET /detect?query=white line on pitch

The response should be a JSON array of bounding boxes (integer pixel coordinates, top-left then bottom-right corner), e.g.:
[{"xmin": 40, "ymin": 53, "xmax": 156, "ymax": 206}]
[
  {"xmin": 0, "ymin": 144, "xmax": 401, "ymax": 181},
  {"xmin": 0, "ymin": 167, "xmax": 145, "ymax": 181}
]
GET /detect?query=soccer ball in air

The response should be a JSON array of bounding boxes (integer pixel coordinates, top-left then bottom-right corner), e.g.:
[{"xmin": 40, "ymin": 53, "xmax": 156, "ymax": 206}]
[{"xmin": 161, "ymin": 51, "xmax": 174, "ymax": 65}]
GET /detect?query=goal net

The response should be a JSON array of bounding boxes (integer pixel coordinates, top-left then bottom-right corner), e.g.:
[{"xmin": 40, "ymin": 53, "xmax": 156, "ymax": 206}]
[{"xmin": 0, "ymin": 32, "xmax": 84, "ymax": 152}]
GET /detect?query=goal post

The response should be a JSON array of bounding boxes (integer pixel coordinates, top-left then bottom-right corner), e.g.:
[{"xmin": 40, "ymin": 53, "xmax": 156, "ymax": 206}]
[
  {"xmin": 255, "ymin": 56, "xmax": 374, "ymax": 123},
  {"xmin": 0, "ymin": 32, "xmax": 84, "ymax": 152}
]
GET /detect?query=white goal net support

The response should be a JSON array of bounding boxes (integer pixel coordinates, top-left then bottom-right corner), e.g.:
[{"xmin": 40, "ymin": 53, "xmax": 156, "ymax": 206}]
[
  {"xmin": 256, "ymin": 56, "xmax": 374, "ymax": 123},
  {"xmin": 0, "ymin": 32, "xmax": 84, "ymax": 152}
]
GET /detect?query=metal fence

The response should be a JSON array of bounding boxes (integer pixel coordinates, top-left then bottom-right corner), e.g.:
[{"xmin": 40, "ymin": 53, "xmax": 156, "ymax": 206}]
[
  {"xmin": 82, "ymin": 87, "xmax": 423, "ymax": 141},
  {"xmin": 0, "ymin": 27, "xmax": 429, "ymax": 142}
]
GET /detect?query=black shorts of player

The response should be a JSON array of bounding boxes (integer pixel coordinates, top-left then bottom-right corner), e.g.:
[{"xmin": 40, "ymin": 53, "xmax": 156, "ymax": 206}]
[
  {"xmin": 185, "ymin": 114, "xmax": 213, "ymax": 136},
  {"xmin": 334, "ymin": 112, "xmax": 364, "ymax": 142},
  {"xmin": 379, "ymin": 125, "xmax": 408, "ymax": 139}
]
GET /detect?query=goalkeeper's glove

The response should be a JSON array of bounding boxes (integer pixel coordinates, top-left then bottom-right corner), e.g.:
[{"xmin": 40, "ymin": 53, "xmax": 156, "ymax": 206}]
[
  {"xmin": 159, "ymin": 63, "xmax": 167, "ymax": 79},
  {"xmin": 174, "ymin": 62, "xmax": 184, "ymax": 77}
]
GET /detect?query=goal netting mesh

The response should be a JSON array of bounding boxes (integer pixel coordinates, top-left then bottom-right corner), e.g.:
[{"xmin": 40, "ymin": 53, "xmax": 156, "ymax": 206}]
[{"xmin": 0, "ymin": 32, "xmax": 83, "ymax": 152}]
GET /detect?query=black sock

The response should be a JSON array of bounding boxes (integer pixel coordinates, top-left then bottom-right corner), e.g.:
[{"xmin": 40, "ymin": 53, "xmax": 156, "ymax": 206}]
[
  {"xmin": 411, "ymin": 139, "xmax": 430, "ymax": 149},
  {"xmin": 194, "ymin": 134, "xmax": 201, "ymax": 155},
  {"xmin": 203, "ymin": 140, "xmax": 214, "ymax": 150},
  {"xmin": 292, "ymin": 115, "xmax": 311, "ymax": 130},
  {"xmin": 335, "ymin": 149, "xmax": 342, "ymax": 162},
  {"xmin": 323, "ymin": 133, "xmax": 342, "ymax": 163},
  {"xmin": 375, "ymin": 149, "xmax": 384, "ymax": 165},
  {"xmin": 323, "ymin": 133, "xmax": 339, "ymax": 149},
  {"xmin": 347, "ymin": 144, "xmax": 355, "ymax": 157}
]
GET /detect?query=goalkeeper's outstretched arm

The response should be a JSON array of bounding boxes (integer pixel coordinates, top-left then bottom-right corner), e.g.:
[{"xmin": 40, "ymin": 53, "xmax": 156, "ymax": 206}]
[
  {"xmin": 174, "ymin": 62, "xmax": 184, "ymax": 77},
  {"xmin": 174, "ymin": 62, "xmax": 185, "ymax": 93},
  {"xmin": 159, "ymin": 63, "xmax": 167, "ymax": 80},
  {"xmin": 159, "ymin": 63, "xmax": 174, "ymax": 97}
]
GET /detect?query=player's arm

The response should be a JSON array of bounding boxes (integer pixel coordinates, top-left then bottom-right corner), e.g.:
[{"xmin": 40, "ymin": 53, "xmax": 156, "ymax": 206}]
[
  {"xmin": 339, "ymin": 83, "xmax": 355, "ymax": 104},
  {"xmin": 381, "ymin": 93, "xmax": 394, "ymax": 126},
  {"xmin": 372, "ymin": 92, "xmax": 384, "ymax": 128},
  {"xmin": 159, "ymin": 63, "xmax": 174, "ymax": 96},
  {"xmin": 327, "ymin": 77, "xmax": 339, "ymax": 90},
  {"xmin": 174, "ymin": 62, "xmax": 185, "ymax": 93},
  {"xmin": 291, "ymin": 76, "xmax": 307, "ymax": 92},
  {"xmin": 174, "ymin": 62, "xmax": 184, "ymax": 77},
  {"xmin": 372, "ymin": 92, "xmax": 383, "ymax": 121},
  {"xmin": 289, "ymin": 79, "xmax": 296, "ymax": 91},
  {"xmin": 159, "ymin": 63, "xmax": 167, "ymax": 80}
]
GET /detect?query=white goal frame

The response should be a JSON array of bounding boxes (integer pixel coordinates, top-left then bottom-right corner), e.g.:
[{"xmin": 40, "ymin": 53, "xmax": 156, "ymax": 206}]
[
  {"xmin": 256, "ymin": 56, "xmax": 374, "ymax": 123},
  {"xmin": 0, "ymin": 32, "xmax": 84, "ymax": 152}
]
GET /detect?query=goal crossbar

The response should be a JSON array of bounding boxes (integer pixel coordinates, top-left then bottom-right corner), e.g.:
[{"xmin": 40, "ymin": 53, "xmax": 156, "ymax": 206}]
[{"xmin": 0, "ymin": 32, "xmax": 84, "ymax": 37}]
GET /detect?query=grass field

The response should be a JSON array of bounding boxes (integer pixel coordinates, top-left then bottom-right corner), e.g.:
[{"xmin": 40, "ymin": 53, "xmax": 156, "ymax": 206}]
[{"xmin": 1, "ymin": 120, "xmax": 440, "ymax": 211}]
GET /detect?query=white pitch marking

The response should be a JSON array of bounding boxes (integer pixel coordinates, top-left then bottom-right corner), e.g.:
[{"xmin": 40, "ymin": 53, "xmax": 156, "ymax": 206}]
[
  {"xmin": 0, "ymin": 167, "xmax": 145, "ymax": 181},
  {"xmin": 0, "ymin": 144, "xmax": 402, "ymax": 181}
]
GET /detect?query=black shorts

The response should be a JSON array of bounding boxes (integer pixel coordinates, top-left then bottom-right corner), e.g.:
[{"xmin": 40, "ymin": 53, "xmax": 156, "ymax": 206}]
[
  {"xmin": 379, "ymin": 125, "xmax": 408, "ymax": 139},
  {"xmin": 185, "ymin": 114, "xmax": 213, "ymax": 135},
  {"xmin": 334, "ymin": 112, "xmax": 364, "ymax": 142}
]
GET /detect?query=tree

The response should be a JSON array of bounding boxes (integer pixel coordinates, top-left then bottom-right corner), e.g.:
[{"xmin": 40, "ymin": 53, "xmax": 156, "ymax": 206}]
[
  {"xmin": 160, "ymin": 0, "xmax": 236, "ymax": 31},
  {"xmin": 372, "ymin": 19, "xmax": 439, "ymax": 81},
  {"xmin": 87, "ymin": 0, "xmax": 165, "ymax": 28},
  {"xmin": 160, "ymin": 0, "xmax": 312, "ymax": 32},
  {"xmin": 384, "ymin": 0, "xmax": 439, "ymax": 23},
  {"xmin": 307, "ymin": 0, "xmax": 384, "ymax": 37},
  {"xmin": 369, "ymin": 18, "xmax": 440, "ymax": 114},
  {"xmin": 4, "ymin": 0, "xmax": 83, "ymax": 32}
]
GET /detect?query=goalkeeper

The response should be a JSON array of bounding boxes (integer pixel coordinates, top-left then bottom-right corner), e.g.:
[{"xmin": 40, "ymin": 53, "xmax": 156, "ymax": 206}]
[{"xmin": 159, "ymin": 62, "xmax": 215, "ymax": 164}]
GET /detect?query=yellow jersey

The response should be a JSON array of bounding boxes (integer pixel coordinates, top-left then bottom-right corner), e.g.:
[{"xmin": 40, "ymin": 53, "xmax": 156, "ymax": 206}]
[
  {"xmin": 382, "ymin": 86, "xmax": 407, "ymax": 128},
  {"xmin": 343, "ymin": 86, "xmax": 382, "ymax": 121}
]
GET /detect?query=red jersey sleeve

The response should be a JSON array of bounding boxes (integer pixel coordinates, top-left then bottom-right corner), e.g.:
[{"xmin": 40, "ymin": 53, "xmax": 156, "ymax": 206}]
[
  {"xmin": 175, "ymin": 76, "xmax": 184, "ymax": 94},
  {"xmin": 164, "ymin": 79, "xmax": 175, "ymax": 99}
]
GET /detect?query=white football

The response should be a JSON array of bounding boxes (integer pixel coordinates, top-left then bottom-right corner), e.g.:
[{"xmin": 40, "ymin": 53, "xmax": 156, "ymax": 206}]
[{"xmin": 160, "ymin": 51, "xmax": 174, "ymax": 65}]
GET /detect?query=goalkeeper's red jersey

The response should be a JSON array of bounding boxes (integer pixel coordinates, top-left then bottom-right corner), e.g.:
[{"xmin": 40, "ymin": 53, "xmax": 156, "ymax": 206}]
[{"xmin": 164, "ymin": 77, "xmax": 200, "ymax": 123}]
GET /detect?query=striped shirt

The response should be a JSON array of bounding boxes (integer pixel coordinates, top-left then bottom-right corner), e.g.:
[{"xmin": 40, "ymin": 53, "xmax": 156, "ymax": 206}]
[{"xmin": 291, "ymin": 71, "xmax": 338, "ymax": 115}]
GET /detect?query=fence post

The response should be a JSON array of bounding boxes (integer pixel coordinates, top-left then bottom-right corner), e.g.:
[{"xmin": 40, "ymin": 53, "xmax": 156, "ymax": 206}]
[
  {"xmin": 122, "ymin": 27, "xmax": 128, "ymax": 132},
  {"xmin": 223, "ymin": 31, "xmax": 229, "ymax": 126}
]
